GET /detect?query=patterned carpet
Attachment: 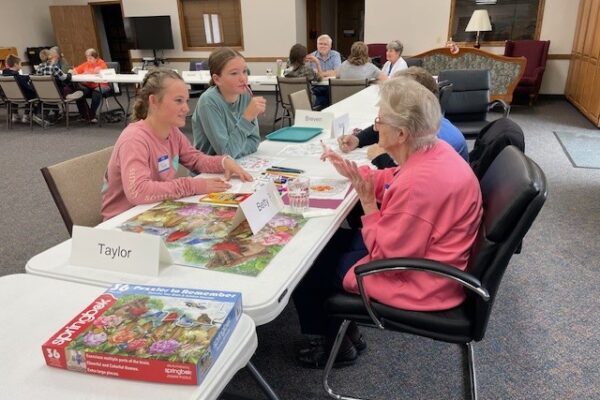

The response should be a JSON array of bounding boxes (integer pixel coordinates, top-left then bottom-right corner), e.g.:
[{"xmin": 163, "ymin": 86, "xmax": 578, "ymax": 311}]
[{"xmin": 0, "ymin": 96, "xmax": 598, "ymax": 399}]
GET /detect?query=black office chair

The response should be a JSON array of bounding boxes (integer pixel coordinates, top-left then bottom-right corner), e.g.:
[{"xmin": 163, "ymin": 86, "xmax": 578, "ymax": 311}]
[
  {"xmin": 469, "ymin": 117, "xmax": 525, "ymax": 180},
  {"xmin": 321, "ymin": 145, "xmax": 547, "ymax": 400},
  {"xmin": 438, "ymin": 69, "xmax": 510, "ymax": 139},
  {"xmin": 437, "ymin": 80, "xmax": 453, "ymax": 116},
  {"xmin": 405, "ymin": 57, "xmax": 423, "ymax": 68}
]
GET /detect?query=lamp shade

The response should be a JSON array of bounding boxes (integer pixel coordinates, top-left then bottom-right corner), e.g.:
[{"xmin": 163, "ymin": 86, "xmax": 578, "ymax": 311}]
[{"xmin": 465, "ymin": 9, "xmax": 492, "ymax": 32}]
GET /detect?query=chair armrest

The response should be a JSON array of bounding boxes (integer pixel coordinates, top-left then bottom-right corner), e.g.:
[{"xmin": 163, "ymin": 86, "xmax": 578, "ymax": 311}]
[
  {"xmin": 354, "ymin": 257, "xmax": 490, "ymax": 329},
  {"xmin": 489, "ymin": 99, "xmax": 510, "ymax": 117}
]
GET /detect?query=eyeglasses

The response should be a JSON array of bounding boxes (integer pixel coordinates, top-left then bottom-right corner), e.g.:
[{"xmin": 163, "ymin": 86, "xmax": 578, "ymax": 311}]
[{"xmin": 373, "ymin": 116, "xmax": 392, "ymax": 132}]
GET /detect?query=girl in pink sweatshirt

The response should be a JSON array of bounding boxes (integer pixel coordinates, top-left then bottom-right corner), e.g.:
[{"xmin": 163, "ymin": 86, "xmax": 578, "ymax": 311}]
[{"xmin": 101, "ymin": 68, "xmax": 252, "ymax": 220}]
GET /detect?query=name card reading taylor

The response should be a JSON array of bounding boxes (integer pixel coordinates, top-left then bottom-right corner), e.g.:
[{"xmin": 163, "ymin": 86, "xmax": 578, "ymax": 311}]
[{"xmin": 70, "ymin": 225, "xmax": 172, "ymax": 276}]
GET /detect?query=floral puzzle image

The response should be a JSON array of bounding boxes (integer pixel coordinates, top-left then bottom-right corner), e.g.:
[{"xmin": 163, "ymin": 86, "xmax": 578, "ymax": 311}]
[
  {"xmin": 42, "ymin": 283, "xmax": 242, "ymax": 385},
  {"xmin": 118, "ymin": 200, "xmax": 306, "ymax": 277}
]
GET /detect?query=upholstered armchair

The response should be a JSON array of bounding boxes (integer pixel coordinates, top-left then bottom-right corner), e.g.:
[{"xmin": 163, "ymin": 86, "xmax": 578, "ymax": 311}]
[
  {"xmin": 367, "ymin": 43, "xmax": 386, "ymax": 68},
  {"xmin": 504, "ymin": 40, "xmax": 550, "ymax": 105}
]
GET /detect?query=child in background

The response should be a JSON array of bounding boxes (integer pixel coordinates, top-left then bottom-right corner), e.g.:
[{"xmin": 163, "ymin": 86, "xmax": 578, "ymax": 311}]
[{"xmin": 1, "ymin": 54, "xmax": 40, "ymax": 124}]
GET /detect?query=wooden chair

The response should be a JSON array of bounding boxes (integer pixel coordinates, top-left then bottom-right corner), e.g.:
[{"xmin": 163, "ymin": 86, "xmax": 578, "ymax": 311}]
[
  {"xmin": 289, "ymin": 89, "xmax": 313, "ymax": 118},
  {"xmin": 41, "ymin": 146, "xmax": 114, "ymax": 236},
  {"xmin": 329, "ymin": 78, "xmax": 369, "ymax": 104},
  {"xmin": 0, "ymin": 75, "xmax": 37, "ymax": 130}
]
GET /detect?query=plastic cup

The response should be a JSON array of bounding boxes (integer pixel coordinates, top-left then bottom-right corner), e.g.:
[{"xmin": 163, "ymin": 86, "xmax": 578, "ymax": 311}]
[{"xmin": 287, "ymin": 176, "xmax": 310, "ymax": 214}]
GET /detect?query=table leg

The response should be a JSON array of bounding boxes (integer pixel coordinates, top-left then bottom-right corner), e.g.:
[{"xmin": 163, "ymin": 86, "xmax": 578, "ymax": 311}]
[{"xmin": 219, "ymin": 360, "xmax": 281, "ymax": 400}]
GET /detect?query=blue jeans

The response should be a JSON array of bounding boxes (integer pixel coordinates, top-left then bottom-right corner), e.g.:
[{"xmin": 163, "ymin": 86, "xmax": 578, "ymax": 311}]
[{"xmin": 81, "ymin": 85, "xmax": 111, "ymax": 117}]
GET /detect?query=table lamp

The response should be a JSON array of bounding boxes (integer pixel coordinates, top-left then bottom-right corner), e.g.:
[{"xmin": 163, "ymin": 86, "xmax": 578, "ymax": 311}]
[{"xmin": 465, "ymin": 9, "xmax": 492, "ymax": 49}]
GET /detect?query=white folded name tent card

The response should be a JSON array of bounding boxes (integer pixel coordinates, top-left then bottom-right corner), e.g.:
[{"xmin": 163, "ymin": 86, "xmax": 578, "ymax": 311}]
[
  {"xmin": 181, "ymin": 70, "xmax": 210, "ymax": 81},
  {"xmin": 70, "ymin": 225, "xmax": 172, "ymax": 277},
  {"xmin": 294, "ymin": 110, "xmax": 334, "ymax": 136},
  {"xmin": 230, "ymin": 181, "xmax": 284, "ymax": 235},
  {"xmin": 332, "ymin": 113, "xmax": 350, "ymax": 138},
  {"xmin": 98, "ymin": 68, "xmax": 117, "ymax": 79}
]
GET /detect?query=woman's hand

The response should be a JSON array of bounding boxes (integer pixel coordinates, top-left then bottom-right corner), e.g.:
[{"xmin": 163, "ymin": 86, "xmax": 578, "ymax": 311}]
[
  {"xmin": 337, "ymin": 134, "xmax": 359, "ymax": 153},
  {"xmin": 202, "ymin": 177, "xmax": 232, "ymax": 193},
  {"xmin": 223, "ymin": 157, "xmax": 253, "ymax": 182},
  {"xmin": 304, "ymin": 54, "xmax": 319, "ymax": 65},
  {"xmin": 333, "ymin": 158, "xmax": 377, "ymax": 212},
  {"xmin": 243, "ymin": 96, "xmax": 267, "ymax": 121},
  {"xmin": 366, "ymin": 143, "xmax": 386, "ymax": 160}
]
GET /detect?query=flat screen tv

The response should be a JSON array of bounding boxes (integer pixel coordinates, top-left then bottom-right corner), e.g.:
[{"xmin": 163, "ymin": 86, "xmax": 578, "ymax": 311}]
[{"xmin": 124, "ymin": 16, "xmax": 174, "ymax": 50}]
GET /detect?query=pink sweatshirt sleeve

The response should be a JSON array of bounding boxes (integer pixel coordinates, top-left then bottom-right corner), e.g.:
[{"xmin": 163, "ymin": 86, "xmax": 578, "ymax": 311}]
[
  {"xmin": 176, "ymin": 131, "xmax": 225, "ymax": 174},
  {"xmin": 118, "ymin": 138, "xmax": 213, "ymax": 205}
]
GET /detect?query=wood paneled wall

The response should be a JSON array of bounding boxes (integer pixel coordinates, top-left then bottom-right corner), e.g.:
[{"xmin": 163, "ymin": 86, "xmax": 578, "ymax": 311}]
[{"xmin": 565, "ymin": 0, "xmax": 600, "ymax": 127}]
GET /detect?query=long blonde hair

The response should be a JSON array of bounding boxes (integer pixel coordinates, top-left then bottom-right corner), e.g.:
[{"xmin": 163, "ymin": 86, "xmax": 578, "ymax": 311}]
[{"xmin": 131, "ymin": 68, "xmax": 183, "ymax": 121}]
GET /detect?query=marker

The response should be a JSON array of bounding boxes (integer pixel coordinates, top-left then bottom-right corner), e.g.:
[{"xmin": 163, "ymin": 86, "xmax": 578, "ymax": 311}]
[
  {"xmin": 267, "ymin": 166, "xmax": 304, "ymax": 174},
  {"xmin": 245, "ymin": 83, "xmax": 253, "ymax": 97}
]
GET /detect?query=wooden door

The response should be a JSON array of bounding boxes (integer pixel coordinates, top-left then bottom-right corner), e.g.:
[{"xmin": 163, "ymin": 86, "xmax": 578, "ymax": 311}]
[
  {"xmin": 336, "ymin": 0, "xmax": 364, "ymax": 57},
  {"xmin": 50, "ymin": 6, "xmax": 100, "ymax": 67},
  {"xmin": 306, "ymin": 0, "xmax": 321, "ymax": 53}
]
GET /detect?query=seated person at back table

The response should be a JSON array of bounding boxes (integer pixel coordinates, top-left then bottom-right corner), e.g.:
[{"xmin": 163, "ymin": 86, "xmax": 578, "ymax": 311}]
[
  {"xmin": 192, "ymin": 48, "xmax": 265, "ymax": 159},
  {"xmin": 101, "ymin": 68, "xmax": 252, "ymax": 220},
  {"xmin": 70, "ymin": 48, "xmax": 111, "ymax": 123},
  {"xmin": 36, "ymin": 47, "xmax": 92, "ymax": 122},
  {"xmin": 292, "ymin": 77, "xmax": 483, "ymax": 368},
  {"xmin": 381, "ymin": 40, "xmax": 408, "ymax": 77},
  {"xmin": 2, "ymin": 54, "xmax": 38, "ymax": 124},
  {"xmin": 338, "ymin": 67, "xmax": 469, "ymax": 168},
  {"xmin": 50, "ymin": 45, "xmax": 71, "ymax": 73},
  {"xmin": 309, "ymin": 34, "xmax": 341, "ymax": 78},
  {"xmin": 284, "ymin": 43, "xmax": 328, "ymax": 109},
  {"xmin": 337, "ymin": 41, "xmax": 387, "ymax": 82}
]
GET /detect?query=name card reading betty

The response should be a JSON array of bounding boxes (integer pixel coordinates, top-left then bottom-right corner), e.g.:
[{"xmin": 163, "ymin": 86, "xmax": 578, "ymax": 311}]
[
  {"xmin": 229, "ymin": 181, "xmax": 284, "ymax": 235},
  {"xmin": 294, "ymin": 110, "xmax": 334, "ymax": 133},
  {"xmin": 70, "ymin": 226, "xmax": 172, "ymax": 276}
]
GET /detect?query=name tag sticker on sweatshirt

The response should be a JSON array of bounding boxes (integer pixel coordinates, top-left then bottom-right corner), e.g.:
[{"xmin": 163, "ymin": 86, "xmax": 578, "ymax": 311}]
[{"xmin": 157, "ymin": 155, "xmax": 170, "ymax": 173}]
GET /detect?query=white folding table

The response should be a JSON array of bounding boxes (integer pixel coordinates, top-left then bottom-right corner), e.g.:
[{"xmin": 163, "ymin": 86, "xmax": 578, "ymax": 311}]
[{"xmin": 0, "ymin": 274, "xmax": 257, "ymax": 400}]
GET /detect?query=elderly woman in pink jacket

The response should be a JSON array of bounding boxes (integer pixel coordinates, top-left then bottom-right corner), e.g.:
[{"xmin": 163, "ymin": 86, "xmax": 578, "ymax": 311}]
[{"xmin": 293, "ymin": 77, "xmax": 483, "ymax": 368}]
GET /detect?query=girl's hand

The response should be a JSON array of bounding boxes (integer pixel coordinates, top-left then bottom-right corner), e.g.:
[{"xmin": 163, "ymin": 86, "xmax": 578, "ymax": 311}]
[
  {"xmin": 243, "ymin": 96, "xmax": 267, "ymax": 120},
  {"xmin": 223, "ymin": 157, "xmax": 253, "ymax": 182},
  {"xmin": 202, "ymin": 177, "xmax": 232, "ymax": 193}
]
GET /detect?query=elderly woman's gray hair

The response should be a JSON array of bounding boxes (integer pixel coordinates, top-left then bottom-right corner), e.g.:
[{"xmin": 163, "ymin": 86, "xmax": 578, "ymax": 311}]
[
  {"xmin": 378, "ymin": 77, "xmax": 441, "ymax": 151},
  {"xmin": 386, "ymin": 40, "xmax": 404, "ymax": 55}
]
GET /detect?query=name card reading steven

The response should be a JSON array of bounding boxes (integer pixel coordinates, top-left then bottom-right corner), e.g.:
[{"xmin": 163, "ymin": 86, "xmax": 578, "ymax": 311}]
[
  {"xmin": 332, "ymin": 113, "xmax": 350, "ymax": 138},
  {"xmin": 294, "ymin": 110, "xmax": 334, "ymax": 133},
  {"xmin": 229, "ymin": 181, "xmax": 283, "ymax": 235},
  {"xmin": 70, "ymin": 225, "xmax": 172, "ymax": 276}
]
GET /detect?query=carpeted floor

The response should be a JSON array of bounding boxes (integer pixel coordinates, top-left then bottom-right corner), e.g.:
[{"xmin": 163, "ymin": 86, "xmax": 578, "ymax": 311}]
[
  {"xmin": 554, "ymin": 130, "xmax": 600, "ymax": 169},
  {"xmin": 0, "ymin": 96, "xmax": 598, "ymax": 399}
]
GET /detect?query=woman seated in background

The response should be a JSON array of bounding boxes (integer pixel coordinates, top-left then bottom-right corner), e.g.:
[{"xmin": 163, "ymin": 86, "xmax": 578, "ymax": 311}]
[
  {"xmin": 101, "ymin": 68, "xmax": 252, "ymax": 221},
  {"xmin": 70, "ymin": 48, "xmax": 111, "ymax": 123},
  {"xmin": 338, "ymin": 67, "xmax": 469, "ymax": 169},
  {"xmin": 292, "ymin": 77, "xmax": 483, "ymax": 368},
  {"xmin": 381, "ymin": 40, "xmax": 408, "ymax": 77},
  {"xmin": 337, "ymin": 41, "xmax": 387, "ymax": 82},
  {"xmin": 284, "ymin": 43, "xmax": 329, "ymax": 109},
  {"xmin": 192, "ymin": 48, "xmax": 265, "ymax": 159}
]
